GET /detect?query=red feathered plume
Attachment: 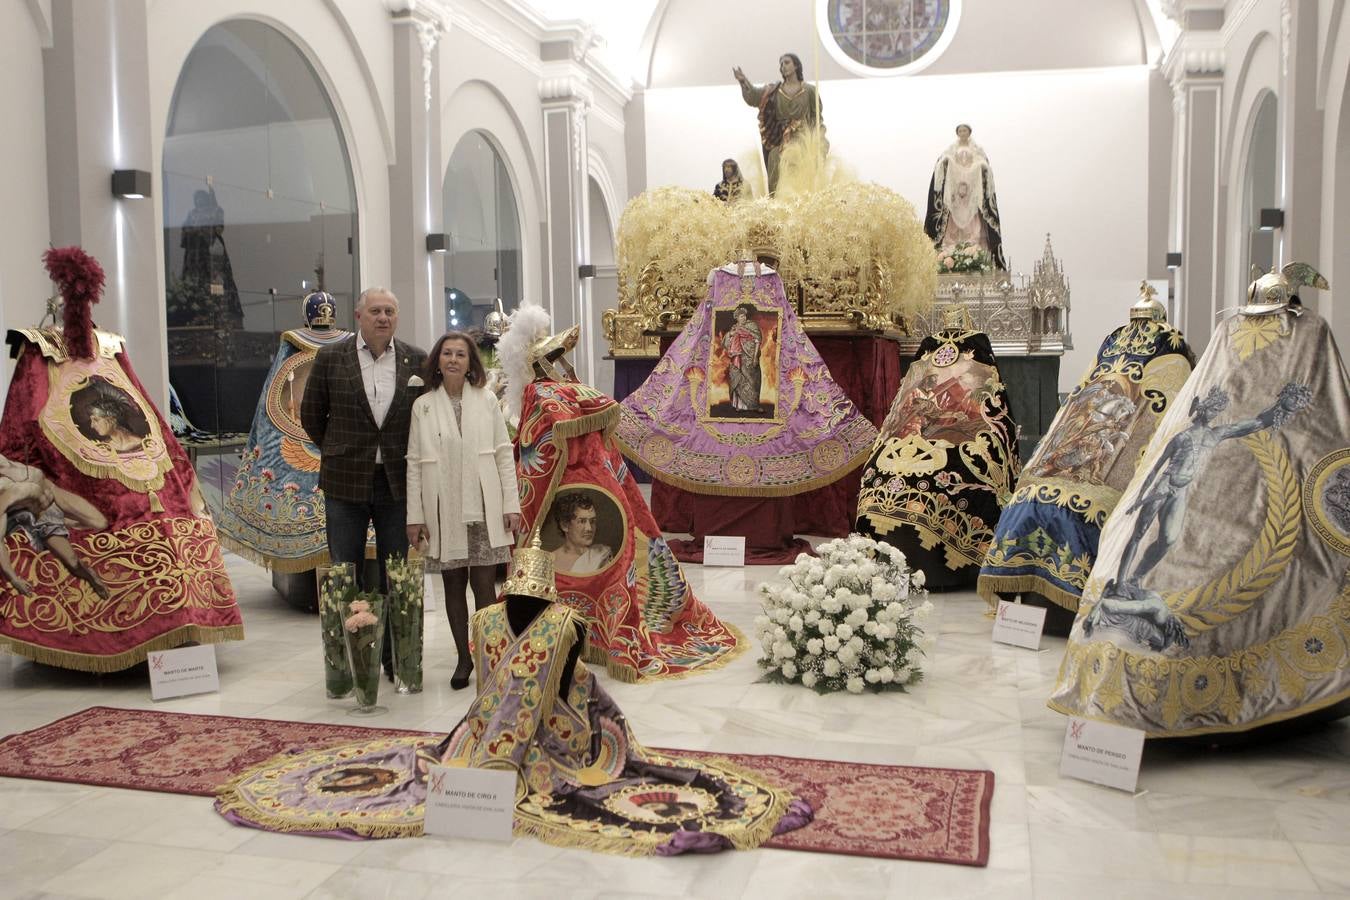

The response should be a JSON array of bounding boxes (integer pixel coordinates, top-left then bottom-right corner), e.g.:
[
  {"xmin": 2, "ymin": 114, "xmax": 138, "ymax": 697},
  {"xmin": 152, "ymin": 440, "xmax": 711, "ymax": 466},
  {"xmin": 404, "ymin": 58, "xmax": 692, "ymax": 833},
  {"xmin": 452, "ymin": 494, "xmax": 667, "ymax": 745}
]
[{"xmin": 43, "ymin": 245, "xmax": 104, "ymax": 360}]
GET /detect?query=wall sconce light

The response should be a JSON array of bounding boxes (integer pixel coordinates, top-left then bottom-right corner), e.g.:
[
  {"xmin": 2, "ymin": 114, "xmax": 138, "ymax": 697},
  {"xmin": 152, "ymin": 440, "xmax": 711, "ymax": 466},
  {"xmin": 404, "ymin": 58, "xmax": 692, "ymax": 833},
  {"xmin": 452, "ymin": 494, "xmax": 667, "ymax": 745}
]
[
  {"xmin": 1259, "ymin": 208, "xmax": 1284, "ymax": 231},
  {"xmin": 110, "ymin": 169, "xmax": 151, "ymax": 199},
  {"xmin": 425, "ymin": 233, "xmax": 450, "ymax": 253},
  {"xmin": 577, "ymin": 264, "xmax": 596, "ymax": 279},
  {"xmin": 1166, "ymin": 252, "xmax": 1183, "ymax": 269}
]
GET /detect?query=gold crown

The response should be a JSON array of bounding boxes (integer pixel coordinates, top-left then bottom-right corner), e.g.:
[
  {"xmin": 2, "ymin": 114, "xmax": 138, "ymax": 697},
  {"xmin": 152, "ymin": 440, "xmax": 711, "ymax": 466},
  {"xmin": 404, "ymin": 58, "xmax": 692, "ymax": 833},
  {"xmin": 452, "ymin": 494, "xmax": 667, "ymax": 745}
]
[
  {"xmin": 503, "ymin": 530, "xmax": 558, "ymax": 603},
  {"xmin": 1129, "ymin": 280, "xmax": 1166, "ymax": 322},
  {"xmin": 744, "ymin": 219, "xmax": 783, "ymax": 262}
]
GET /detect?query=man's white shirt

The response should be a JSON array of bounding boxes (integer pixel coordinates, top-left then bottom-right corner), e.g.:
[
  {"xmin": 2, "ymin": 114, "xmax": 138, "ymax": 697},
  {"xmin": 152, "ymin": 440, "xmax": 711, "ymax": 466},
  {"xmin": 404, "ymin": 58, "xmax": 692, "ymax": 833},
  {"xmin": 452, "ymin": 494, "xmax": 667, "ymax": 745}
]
[{"xmin": 356, "ymin": 332, "xmax": 396, "ymax": 462}]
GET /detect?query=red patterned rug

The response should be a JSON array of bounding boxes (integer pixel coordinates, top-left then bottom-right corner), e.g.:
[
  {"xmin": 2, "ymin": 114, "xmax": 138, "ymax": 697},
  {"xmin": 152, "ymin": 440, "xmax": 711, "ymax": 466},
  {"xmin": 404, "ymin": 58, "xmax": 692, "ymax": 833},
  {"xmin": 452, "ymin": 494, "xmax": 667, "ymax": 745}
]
[{"xmin": 0, "ymin": 706, "xmax": 992, "ymax": 866}]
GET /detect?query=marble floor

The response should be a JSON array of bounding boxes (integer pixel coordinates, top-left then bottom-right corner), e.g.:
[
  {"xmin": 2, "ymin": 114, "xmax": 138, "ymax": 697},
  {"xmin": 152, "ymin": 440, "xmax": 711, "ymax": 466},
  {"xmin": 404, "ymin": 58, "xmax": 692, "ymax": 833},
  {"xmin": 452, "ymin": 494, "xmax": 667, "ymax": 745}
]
[{"xmin": 3, "ymin": 548, "xmax": 1350, "ymax": 900}]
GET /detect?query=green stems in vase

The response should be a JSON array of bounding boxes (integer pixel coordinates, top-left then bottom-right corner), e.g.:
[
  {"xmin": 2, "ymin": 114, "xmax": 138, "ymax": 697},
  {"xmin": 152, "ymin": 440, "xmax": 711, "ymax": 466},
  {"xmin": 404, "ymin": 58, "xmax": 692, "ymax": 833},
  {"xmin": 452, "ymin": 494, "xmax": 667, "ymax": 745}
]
[
  {"xmin": 318, "ymin": 564, "xmax": 356, "ymax": 699},
  {"xmin": 386, "ymin": 554, "xmax": 425, "ymax": 694},
  {"xmin": 343, "ymin": 592, "xmax": 386, "ymax": 713}
]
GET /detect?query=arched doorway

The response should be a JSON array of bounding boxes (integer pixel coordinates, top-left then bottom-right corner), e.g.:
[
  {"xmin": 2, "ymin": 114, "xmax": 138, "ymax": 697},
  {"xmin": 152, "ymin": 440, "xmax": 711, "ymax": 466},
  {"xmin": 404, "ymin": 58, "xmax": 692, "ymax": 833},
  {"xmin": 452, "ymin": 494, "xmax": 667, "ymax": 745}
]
[
  {"xmin": 1335, "ymin": 65, "xmax": 1350, "ymax": 349},
  {"xmin": 162, "ymin": 19, "xmax": 357, "ymax": 434},
  {"xmin": 1240, "ymin": 91, "xmax": 1280, "ymax": 281},
  {"xmin": 442, "ymin": 131, "xmax": 523, "ymax": 330},
  {"xmin": 589, "ymin": 176, "xmax": 617, "ymax": 395}
]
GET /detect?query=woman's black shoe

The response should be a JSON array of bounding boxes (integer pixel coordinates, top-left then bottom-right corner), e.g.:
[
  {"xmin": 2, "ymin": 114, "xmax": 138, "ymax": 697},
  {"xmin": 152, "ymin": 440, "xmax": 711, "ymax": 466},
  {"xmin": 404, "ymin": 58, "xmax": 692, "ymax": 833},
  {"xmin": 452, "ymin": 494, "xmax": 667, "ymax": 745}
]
[{"xmin": 450, "ymin": 663, "xmax": 473, "ymax": 691}]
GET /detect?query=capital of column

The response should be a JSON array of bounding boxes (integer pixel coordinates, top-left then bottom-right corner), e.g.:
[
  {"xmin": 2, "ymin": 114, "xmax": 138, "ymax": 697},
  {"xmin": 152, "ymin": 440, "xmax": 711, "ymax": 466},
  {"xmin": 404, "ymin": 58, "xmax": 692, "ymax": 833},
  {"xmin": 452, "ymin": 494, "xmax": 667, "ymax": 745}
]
[
  {"xmin": 1158, "ymin": 0, "xmax": 1226, "ymax": 28},
  {"xmin": 539, "ymin": 74, "xmax": 593, "ymax": 107},
  {"xmin": 1164, "ymin": 33, "xmax": 1225, "ymax": 95},
  {"xmin": 390, "ymin": 2, "xmax": 447, "ymax": 111},
  {"xmin": 1280, "ymin": 0, "xmax": 1292, "ymax": 77}
]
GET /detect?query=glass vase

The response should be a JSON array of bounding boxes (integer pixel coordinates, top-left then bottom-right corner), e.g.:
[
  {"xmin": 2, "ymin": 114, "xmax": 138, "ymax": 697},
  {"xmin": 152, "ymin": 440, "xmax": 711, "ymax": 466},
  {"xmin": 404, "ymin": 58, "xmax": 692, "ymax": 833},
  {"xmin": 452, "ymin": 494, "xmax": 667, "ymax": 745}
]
[
  {"xmin": 388, "ymin": 556, "xmax": 425, "ymax": 694},
  {"xmin": 318, "ymin": 565, "xmax": 354, "ymax": 699},
  {"xmin": 343, "ymin": 593, "xmax": 386, "ymax": 715}
]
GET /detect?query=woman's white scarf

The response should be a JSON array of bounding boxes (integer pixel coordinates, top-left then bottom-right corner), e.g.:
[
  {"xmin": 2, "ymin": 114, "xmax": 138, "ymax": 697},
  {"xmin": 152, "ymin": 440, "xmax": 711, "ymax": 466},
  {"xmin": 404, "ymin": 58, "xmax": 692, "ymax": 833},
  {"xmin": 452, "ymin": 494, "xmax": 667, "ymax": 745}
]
[{"xmin": 430, "ymin": 387, "xmax": 484, "ymax": 524}]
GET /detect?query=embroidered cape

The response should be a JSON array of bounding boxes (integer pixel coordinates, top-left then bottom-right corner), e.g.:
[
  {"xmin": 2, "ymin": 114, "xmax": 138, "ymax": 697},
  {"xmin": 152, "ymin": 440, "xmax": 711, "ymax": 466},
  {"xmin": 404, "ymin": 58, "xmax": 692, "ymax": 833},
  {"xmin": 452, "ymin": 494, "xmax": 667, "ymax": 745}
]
[
  {"xmin": 616, "ymin": 267, "xmax": 877, "ymax": 497},
  {"xmin": 855, "ymin": 328, "xmax": 1020, "ymax": 587},
  {"xmin": 978, "ymin": 319, "xmax": 1193, "ymax": 610},
  {"xmin": 0, "ymin": 328, "xmax": 242, "ymax": 671},
  {"xmin": 216, "ymin": 600, "xmax": 811, "ymax": 854},
  {"xmin": 1050, "ymin": 307, "xmax": 1350, "ymax": 736},
  {"xmin": 517, "ymin": 377, "xmax": 743, "ymax": 681},
  {"xmin": 216, "ymin": 327, "xmax": 350, "ymax": 571}
]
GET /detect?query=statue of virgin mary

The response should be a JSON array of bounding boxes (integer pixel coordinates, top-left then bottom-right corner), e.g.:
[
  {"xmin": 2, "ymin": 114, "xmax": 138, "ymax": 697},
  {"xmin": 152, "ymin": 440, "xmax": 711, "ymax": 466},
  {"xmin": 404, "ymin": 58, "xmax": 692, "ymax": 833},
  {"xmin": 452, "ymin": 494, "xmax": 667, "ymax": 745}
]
[{"xmin": 924, "ymin": 124, "xmax": 1007, "ymax": 270}]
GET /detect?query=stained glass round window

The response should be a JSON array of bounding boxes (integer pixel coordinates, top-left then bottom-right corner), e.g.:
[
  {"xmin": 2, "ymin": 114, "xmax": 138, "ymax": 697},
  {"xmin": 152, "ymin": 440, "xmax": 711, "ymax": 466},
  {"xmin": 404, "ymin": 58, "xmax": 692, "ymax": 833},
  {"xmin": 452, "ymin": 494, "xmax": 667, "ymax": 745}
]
[{"xmin": 817, "ymin": 0, "xmax": 960, "ymax": 76}]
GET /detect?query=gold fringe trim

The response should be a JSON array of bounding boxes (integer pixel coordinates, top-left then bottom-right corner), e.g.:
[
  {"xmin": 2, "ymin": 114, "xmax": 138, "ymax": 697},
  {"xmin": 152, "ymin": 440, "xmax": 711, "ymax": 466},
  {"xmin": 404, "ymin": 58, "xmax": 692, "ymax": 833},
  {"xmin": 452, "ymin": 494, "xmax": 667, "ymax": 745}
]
[
  {"xmin": 0, "ymin": 623, "xmax": 245, "ymax": 673},
  {"xmin": 213, "ymin": 791, "xmax": 427, "ymax": 840},
  {"xmin": 552, "ymin": 405, "xmax": 619, "ymax": 441},
  {"xmin": 976, "ymin": 574, "xmax": 1084, "ymax": 613},
  {"xmin": 215, "ymin": 729, "xmax": 798, "ymax": 855},
  {"xmin": 613, "ymin": 435, "xmax": 873, "ymax": 498},
  {"xmin": 213, "ymin": 736, "xmax": 436, "ymax": 840},
  {"xmin": 1047, "ymin": 679, "xmax": 1350, "ymax": 740},
  {"xmin": 579, "ymin": 621, "xmax": 748, "ymax": 683},
  {"xmin": 218, "ymin": 535, "xmax": 330, "ymax": 574}
]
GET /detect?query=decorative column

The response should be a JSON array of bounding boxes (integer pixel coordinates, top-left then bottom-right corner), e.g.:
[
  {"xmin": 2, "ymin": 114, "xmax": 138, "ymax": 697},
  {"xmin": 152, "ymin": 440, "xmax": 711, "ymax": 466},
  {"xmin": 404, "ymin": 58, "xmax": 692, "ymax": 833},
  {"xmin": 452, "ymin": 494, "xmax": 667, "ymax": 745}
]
[
  {"xmin": 389, "ymin": 5, "xmax": 445, "ymax": 351},
  {"xmin": 539, "ymin": 74, "xmax": 594, "ymax": 385},
  {"xmin": 43, "ymin": 0, "xmax": 165, "ymax": 406},
  {"xmin": 1165, "ymin": 36, "xmax": 1224, "ymax": 350},
  {"xmin": 1280, "ymin": 0, "xmax": 1322, "ymax": 295}
]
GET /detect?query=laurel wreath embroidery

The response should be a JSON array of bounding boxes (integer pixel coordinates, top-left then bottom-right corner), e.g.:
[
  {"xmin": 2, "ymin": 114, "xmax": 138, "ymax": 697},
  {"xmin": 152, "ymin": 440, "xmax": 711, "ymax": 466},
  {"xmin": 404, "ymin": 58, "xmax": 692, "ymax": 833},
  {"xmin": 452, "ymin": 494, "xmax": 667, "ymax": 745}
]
[{"xmin": 1166, "ymin": 430, "xmax": 1301, "ymax": 633}]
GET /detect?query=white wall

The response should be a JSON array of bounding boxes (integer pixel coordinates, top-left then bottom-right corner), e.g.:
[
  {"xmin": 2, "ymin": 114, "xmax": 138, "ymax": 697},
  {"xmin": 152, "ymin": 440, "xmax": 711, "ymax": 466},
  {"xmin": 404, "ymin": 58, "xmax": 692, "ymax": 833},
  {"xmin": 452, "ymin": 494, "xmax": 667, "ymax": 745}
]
[
  {"xmin": 644, "ymin": 65, "xmax": 1153, "ymax": 388},
  {"xmin": 0, "ymin": 1, "xmax": 54, "ymax": 394}
]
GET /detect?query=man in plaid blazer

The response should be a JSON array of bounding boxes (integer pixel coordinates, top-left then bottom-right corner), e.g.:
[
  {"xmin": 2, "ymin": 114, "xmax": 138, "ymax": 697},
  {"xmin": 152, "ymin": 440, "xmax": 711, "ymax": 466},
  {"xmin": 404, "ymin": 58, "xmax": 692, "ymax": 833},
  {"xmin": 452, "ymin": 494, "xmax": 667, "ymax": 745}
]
[{"xmin": 301, "ymin": 287, "xmax": 426, "ymax": 675}]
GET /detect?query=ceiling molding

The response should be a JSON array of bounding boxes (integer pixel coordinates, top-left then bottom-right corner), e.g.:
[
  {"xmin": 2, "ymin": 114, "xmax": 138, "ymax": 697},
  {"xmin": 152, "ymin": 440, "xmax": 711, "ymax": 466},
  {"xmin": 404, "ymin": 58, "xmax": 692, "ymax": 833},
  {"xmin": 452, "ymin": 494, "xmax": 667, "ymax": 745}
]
[
  {"xmin": 433, "ymin": 0, "xmax": 630, "ymax": 107},
  {"xmin": 23, "ymin": 0, "xmax": 52, "ymax": 48}
]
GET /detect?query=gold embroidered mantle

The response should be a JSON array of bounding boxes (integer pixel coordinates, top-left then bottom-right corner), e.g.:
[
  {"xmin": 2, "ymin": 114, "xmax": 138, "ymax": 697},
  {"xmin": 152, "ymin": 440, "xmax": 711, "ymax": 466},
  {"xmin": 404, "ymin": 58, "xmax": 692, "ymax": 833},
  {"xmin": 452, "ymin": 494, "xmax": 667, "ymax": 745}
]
[{"xmin": 1049, "ymin": 309, "xmax": 1350, "ymax": 735}]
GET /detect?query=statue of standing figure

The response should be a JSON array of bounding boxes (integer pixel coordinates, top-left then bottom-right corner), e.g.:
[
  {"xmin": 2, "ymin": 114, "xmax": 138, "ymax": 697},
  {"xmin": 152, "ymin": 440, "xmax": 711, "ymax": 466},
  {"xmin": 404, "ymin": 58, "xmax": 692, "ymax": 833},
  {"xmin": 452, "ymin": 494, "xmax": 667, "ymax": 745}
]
[
  {"xmin": 733, "ymin": 53, "xmax": 824, "ymax": 196},
  {"xmin": 924, "ymin": 124, "xmax": 1008, "ymax": 271}
]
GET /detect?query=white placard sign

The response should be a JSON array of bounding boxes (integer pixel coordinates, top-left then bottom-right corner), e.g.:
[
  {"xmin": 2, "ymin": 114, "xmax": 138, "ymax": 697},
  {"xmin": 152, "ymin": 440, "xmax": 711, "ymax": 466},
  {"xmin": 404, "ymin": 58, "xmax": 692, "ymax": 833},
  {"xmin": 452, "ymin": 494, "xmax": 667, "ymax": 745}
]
[
  {"xmin": 703, "ymin": 535, "xmax": 747, "ymax": 567},
  {"xmin": 148, "ymin": 645, "xmax": 220, "ymax": 700},
  {"xmin": 991, "ymin": 600, "xmax": 1047, "ymax": 650},
  {"xmin": 423, "ymin": 764, "xmax": 516, "ymax": 843},
  {"xmin": 1059, "ymin": 717, "xmax": 1146, "ymax": 793}
]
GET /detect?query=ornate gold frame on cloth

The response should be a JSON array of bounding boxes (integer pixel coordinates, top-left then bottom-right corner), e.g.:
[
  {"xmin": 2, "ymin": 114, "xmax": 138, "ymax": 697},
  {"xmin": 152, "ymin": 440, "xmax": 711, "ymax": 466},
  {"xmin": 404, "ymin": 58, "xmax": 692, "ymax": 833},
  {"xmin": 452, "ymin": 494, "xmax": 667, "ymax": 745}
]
[{"xmin": 39, "ymin": 351, "xmax": 172, "ymax": 494}]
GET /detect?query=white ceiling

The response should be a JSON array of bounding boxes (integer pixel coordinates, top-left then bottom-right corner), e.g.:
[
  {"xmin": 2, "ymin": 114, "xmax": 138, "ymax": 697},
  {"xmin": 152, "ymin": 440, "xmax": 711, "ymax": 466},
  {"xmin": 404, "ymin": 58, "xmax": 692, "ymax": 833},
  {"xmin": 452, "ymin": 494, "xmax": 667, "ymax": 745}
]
[{"xmin": 519, "ymin": 0, "xmax": 1180, "ymax": 87}]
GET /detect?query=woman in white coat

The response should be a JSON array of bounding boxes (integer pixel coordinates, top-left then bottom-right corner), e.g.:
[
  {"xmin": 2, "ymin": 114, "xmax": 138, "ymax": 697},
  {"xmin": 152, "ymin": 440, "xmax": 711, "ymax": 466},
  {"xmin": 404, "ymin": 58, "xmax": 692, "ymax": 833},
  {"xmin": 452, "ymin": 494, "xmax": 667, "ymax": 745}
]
[{"xmin": 406, "ymin": 332, "xmax": 520, "ymax": 689}]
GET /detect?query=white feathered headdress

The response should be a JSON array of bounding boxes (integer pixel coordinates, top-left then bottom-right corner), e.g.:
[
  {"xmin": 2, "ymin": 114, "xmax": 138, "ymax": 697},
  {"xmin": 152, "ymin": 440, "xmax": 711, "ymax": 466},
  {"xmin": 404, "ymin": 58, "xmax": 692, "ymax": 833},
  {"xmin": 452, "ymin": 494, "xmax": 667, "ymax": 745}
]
[{"xmin": 496, "ymin": 300, "xmax": 554, "ymax": 422}]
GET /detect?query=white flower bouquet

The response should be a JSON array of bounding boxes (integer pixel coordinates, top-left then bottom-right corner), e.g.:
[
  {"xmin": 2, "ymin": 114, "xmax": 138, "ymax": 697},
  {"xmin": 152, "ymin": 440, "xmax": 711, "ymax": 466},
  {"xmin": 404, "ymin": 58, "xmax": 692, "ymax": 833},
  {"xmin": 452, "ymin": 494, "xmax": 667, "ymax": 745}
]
[
  {"xmin": 386, "ymin": 554, "xmax": 425, "ymax": 694},
  {"xmin": 937, "ymin": 241, "xmax": 994, "ymax": 275},
  {"xmin": 756, "ymin": 533, "xmax": 934, "ymax": 694},
  {"xmin": 319, "ymin": 564, "xmax": 357, "ymax": 699}
]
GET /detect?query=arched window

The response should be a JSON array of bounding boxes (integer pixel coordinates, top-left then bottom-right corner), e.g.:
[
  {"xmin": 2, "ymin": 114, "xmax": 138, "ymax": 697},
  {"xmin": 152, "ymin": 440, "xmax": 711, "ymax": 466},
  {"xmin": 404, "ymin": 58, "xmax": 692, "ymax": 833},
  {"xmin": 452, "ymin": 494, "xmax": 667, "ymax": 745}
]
[
  {"xmin": 1241, "ymin": 92, "xmax": 1279, "ymax": 280},
  {"xmin": 162, "ymin": 20, "xmax": 357, "ymax": 433},
  {"xmin": 817, "ymin": 0, "xmax": 960, "ymax": 76},
  {"xmin": 443, "ymin": 131, "xmax": 522, "ymax": 330}
]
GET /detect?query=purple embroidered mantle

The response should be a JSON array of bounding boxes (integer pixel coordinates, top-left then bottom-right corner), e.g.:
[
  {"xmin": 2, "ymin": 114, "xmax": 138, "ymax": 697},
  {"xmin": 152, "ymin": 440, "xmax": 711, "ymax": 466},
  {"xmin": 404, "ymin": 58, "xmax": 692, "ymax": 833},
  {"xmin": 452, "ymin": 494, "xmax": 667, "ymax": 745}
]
[{"xmin": 616, "ymin": 268, "xmax": 878, "ymax": 497}]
